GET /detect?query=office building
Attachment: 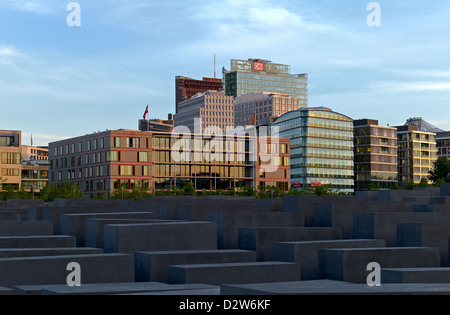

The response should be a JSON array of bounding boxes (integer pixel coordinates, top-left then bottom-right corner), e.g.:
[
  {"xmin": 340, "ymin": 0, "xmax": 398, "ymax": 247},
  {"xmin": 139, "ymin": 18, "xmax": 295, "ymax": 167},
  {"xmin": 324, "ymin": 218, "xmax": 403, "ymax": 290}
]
[
  {"xmin": 273, "ymin": 107, "xmax": 354, "ymax": 194},
  {"xmin": 0, "ymin": 130, "xmax": 48, "ymax": 193},
  {"xmin": 0, "ymin": 130, "xmax": 22, "ymax": 190},
  {"xmin": 138, "ymin": 116, "xmax": 174, "ymax": 133},
  {"xmin": 174, "ymin": 90, "xmax": 235, "ymax": 134},
  {"xmin": 396, "ymin": 125, "xmax": 437, "ymax": 185},
  {"xmin": 353, "ymin": 119, "xmax": 398, "ymax": 190},
  {"xmin": 175, "ymin": 76, "xmax": 223, "ymax": 114},
  {"xmin": 49, "ymin": 130, "xmax": 291, "ymax": 198},
  {"xmin": 222, "ymin": 58, "xmax": 308, "ymax": 107},
  {"xmin": 436, "ymin": 131, "xmax": 450, "ymax": 161},
  {"xmin": 234, "ymin": 91, "xmax": 306, "ymax": 127}
]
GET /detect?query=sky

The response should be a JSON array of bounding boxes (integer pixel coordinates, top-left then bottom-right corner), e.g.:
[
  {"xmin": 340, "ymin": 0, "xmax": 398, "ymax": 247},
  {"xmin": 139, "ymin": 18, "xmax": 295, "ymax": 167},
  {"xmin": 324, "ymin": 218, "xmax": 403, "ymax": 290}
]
[{"xmin": 1, "ymin": 0, "xmax": 450, "ymax": 146}]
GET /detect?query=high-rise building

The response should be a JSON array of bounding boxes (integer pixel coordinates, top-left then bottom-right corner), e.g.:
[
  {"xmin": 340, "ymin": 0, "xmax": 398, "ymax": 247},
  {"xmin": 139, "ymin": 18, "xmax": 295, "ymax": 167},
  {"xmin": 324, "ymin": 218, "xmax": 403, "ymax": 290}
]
[
  {"xmin": 436, "ymin": 131, "xmax": 450, "ymax": 161},
  {"xmin": 396, "ymin": 125, "xmax": 437, "ymax": 185},
  {"xmin": 234, "ymin": 92, "xmax": 306, "ymax": 127},
  {"xmin": 273, "ymin": 107, "xmax": 354, "ymax": 193},
  {"xmin": 174, "ymin": 90, "xmax": 235, "ymax": 134},
  {"xmin": 353, "ymin": 119, "xmax": 398, "ymax": 190},
  {"xmin": 49, "ymin": 130, "xmax": 291, "ymax": 198},
  {"xmin": 175, "ymin": 76, "xmax": 223, "ymax": 114},
  {"xmin": 222, "ymin": 58, "xmax": 308, "ymax": 107}
]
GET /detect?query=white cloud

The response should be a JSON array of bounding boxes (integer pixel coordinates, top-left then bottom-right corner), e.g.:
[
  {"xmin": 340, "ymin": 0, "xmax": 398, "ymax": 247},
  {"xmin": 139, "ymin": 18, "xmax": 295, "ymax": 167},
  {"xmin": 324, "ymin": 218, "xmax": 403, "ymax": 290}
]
[
  {"xmin": 377, "ymin": 81, "xmax": 450, "ymax": 93},
  {"xmin": 0, "ymin": 0, "xmax": 56, "ymax": 14}
]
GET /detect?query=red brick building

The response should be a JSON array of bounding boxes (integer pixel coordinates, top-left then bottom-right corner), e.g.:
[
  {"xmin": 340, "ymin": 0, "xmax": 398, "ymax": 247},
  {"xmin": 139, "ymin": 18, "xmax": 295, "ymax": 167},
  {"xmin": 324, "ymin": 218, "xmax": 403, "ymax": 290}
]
[{"xmin": 49, "ymin": 130, "xmax": 290, "ymax": 198}]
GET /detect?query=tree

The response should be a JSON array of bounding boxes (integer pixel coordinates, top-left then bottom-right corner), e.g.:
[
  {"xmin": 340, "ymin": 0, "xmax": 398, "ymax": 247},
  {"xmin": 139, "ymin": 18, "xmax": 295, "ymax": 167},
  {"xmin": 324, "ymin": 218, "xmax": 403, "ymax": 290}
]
[
  {"xmin": 42, "ymin": 182, "xmax": 84, "ymax": 202},
  {"xmin": 429, "ymin": 157, "xmax": 450, "ymax": 184}
]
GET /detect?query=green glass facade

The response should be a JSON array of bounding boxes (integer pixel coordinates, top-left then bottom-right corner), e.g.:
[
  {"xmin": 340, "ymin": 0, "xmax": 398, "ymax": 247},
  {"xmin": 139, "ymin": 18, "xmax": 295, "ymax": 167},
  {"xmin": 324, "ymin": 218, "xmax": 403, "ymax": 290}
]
[
  {"xmin": 223, "ymin": 59, "xmax": 308, "ymax": 107},
  {"xmin": 274, "ymin": 107, "xmax": 354, "ymax": 193}
]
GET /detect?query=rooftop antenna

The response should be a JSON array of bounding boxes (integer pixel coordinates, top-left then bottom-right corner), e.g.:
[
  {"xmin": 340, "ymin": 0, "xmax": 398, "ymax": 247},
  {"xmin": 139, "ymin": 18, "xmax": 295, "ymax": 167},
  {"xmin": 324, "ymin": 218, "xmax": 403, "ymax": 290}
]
[{"xmin": 214, "ymin": 54, "xmax": 216, "ymax": 79}]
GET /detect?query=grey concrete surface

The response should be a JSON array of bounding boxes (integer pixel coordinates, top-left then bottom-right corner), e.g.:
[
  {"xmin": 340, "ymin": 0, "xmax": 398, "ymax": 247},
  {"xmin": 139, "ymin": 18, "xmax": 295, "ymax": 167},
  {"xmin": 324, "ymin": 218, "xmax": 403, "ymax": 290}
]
[
  {"xmin": 238, "ymin": 227, "xmax": 342, "ymax": 261},
  {"xmin": 85, "ymin": 218, "xmax": 175, "ymax": 249},
  {"xmin": 60, "ymin": 212, "xmax": 157, "ymax": 246},
  {"xmin": 221, "ymin": 280, "xmax": 450, "ymax": 295},
  {"xmin": 104, "ymin": 222, "xmax": 217, "ymax": 254},
  {"xmin": 0, "ymin": 253, "xmax": 134, "ymax": 288},
  {"xmin": 0, "ymin": 247, "xmax": 103, "ymax": 258},
  {"xmin": 167, "ymin": 261, "xmax": 300, "ymax": 285},
  {"xmin": 0, "ymin": 235, "xmax": 76, "ymax": 248},
  {"xmin": 397, "ymin": 223, "xmax": 450, "ymax": 266},
  {"xmin": 135, "ymin": 249, "xmax": 256, "ymax": 282},
  {"xmin": 319, "ymin": 247, "xmax": 441, "ymax": 283},
  {"xmin": 273, "ymin": 239, "xmax": 386, "ymax": 280},
  {"xmin": 381, "ymin": 267, "xmax": 450, "ymax": 284}
]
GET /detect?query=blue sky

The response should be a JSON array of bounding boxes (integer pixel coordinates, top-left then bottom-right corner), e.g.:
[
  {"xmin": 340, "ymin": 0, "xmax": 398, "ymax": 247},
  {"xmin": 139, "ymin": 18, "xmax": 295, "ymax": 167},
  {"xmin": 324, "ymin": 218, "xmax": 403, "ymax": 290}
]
[{"xmin": 1, "ymin": 0, "xmax": 450, "ymax": 146}]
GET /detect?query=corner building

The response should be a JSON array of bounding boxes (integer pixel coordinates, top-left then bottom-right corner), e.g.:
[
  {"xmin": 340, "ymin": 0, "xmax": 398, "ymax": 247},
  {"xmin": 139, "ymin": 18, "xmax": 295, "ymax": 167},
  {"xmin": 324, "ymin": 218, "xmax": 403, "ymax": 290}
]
[
  {"xmin": 353, "ymin": 119, "xmax": 398, "ymax": 190},
  {"xmin": 49, "ymin": 130, "xmax": 290, "ymax": 198},
  {"xmin": 273, "ymin": 107, "xmax": 354, "ymax": 194},
  {"xmin": 396, "ymin": 125, "xmax": 437, "ymax": 185}
]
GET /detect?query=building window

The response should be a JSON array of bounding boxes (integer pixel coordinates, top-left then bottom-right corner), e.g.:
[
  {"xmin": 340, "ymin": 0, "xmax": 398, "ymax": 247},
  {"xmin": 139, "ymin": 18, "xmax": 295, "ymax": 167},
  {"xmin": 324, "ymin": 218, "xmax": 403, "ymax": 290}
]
[
  {"xmin": 1, "ymin": 153, "xmax": 21, "ymax": 164},
  {"xmin": 1, "ymin": 169, "xmax": 19, "ymax": 176},
  {"xmin": 142, "ymin": 165, "xmax": 149, "ymax": 176},
  {"xmin": 114, "ymin": 137, "xmax": 121, "ymax": 148},
  {"xmin": 107, "ymin": 151, "xmax": 120, "ymax": 162},
  {"xmin": 138, "ymin": 152, "xmax": 149, "ymax": 162},
  {"xmin": 119, "ymin": 165, "xmax": 134, "ymax": 176}
]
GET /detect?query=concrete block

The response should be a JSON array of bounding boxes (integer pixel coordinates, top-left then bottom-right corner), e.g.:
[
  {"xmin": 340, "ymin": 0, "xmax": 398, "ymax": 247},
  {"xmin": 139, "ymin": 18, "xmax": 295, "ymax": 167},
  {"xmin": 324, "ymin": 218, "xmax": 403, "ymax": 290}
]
[
  {"xmin": 273, "ymin": 239, "xmax": 386, "ymax": 280},
  {"xmin": 0, "ymin": 221, "xmax": 53, "ymax": 237},
  {"xmin": 6, "ymin": 199, "xmax": 44, "ymax": 207},
  {"xmin": 42, "ymin": 206, "xmax": 134, "ymax": 234},
  {"xmin": 127, "ymin": 287, "xmax": 221, "ymax": 295},
  {"xmin": 282, "ymin": 195, "xmax": 368, "ymax": 226},
  {"xmin": 52, "ymin": 198, "xmax": 130, "ymax": 208},
  {"xmin": 0, "ymin": 253, "xmax": 134, "ymax": 288},
  {"xmin": 440, "ymin": 183, "xmax": 450, "ymax": 196},
  {"xmin": 353, "ymin": 212, "xmax": 446, "ymax": 246},
  {"xmin": 0, "ymin": 248, "xmax": 103, "ymax": 259},
  {"xmin": 207, "ymin": 210, "xmax": 305, "ymax": 249},
  {"xmin": 104, "ymin": 222, "xmax": 217, "ymax": 254},
  {"xmin": 35, "ymin": 283, "xmax": 217, "ymax": 295},
  {"xmin": 221, "ymin": 280, "xmax": 450, "ymax": 295},
  {"xmin": 0, "ymin": 287, "xmax": 15, "ymax": 295},
  {"xmin": 60, "ymin": 212, "xmax": 157, "ymax": 246},
  {"xmin": 397, "ymin": 223, "xmax": 450, "ymax": 266},
  {"xmin": 1, "ymin": 207, "xmax": 29, "ymax": 221},
  {"xmin": 0, "ymin": 235, "xmax": 76, "ymax": 248},
  {"xmin": 239, "ymin": 227, "xmax": 342, "ymax": 261},
  {"xmin": 314, "ymin": 201, "xmax": 413, "ymax": 238},
  {"xmin": 135, "ymin": 249, "xmax": 256, "ymax": 282},
  {"xmin": 414, "ymin": 204, "xmax": 435, "ymax": 212},
  {"xmin": 319, "ymin": 247, "xmax": 441, "ymax": 283},
  {"xmin": 85, "ymin": 218, "xmax": 174, "ymax": 249},
  {"xmin": 381, "ymin": 267, "xmax": 450, "ymax": 283},
  {"xmin": 167, "ymin": 261, "xmax": 300, "ymax": 285},
  {"xmin": 28, "ymin": 206, "xmax": 48, "ymax": 221}
]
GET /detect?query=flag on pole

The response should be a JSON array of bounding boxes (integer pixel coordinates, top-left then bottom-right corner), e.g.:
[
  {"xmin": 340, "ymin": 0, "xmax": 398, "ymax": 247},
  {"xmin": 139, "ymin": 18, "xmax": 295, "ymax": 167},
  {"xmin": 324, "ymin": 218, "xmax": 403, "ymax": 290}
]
[
  {"xmin": 251, "ymin": 113, "xmax": 256, "ymax": 126},
  {"xmin": 31, "ymin": 134, "xmax": 33, "ymax": 146},
  {"xmin": 143, "ymin": 105, "xmax": 149, "ymax": 120}
]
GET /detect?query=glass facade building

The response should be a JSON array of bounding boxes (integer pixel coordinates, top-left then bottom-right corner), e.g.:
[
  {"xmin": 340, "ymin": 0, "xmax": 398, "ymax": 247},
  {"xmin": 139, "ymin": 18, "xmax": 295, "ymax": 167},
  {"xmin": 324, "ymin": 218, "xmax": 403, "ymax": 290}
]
[
  {"xmin": 222, "ymin": 59, "xmax": 308, "ymax": 107},
  {"xmin": 273, "ymin": 107, "xmax": 354, "ymax": 193}
]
